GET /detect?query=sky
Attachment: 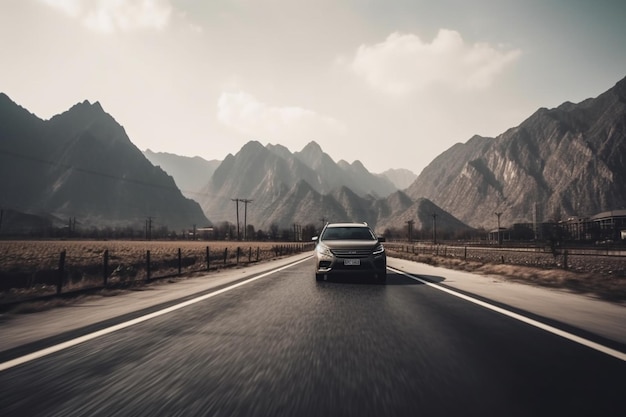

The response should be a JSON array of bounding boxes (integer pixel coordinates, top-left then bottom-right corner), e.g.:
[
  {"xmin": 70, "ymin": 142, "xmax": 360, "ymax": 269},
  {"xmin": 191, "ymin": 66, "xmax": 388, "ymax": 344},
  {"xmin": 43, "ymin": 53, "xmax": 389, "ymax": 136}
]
[{"xmin": 2, "ymin": 0, "xmax": 626, "ymax": 175}]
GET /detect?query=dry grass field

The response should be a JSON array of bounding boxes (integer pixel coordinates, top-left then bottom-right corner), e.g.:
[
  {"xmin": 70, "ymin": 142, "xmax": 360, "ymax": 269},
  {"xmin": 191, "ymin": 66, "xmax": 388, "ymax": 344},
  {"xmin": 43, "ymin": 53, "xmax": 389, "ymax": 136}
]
[
  {"xmin": 2, "ymin": 240, "xmax": 625, "ymax": 308},
  {"xmin": 0, "ymin": 240, "xmax": 311, "ymax": 304},
  {"xmin": 386, "ymin": 246, "xmax": 626, "ymax": 303}
]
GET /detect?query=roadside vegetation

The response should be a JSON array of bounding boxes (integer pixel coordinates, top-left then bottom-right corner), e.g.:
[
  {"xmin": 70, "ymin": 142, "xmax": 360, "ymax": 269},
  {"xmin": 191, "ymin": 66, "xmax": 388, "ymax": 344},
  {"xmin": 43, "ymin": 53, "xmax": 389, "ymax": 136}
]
[
  {"xmin": 0, "ymin": 240, "xmax": 312, "ymax": 310},
  {"xmin": 1, "ymin": 240, "xmax": 624, "ymax": 314},
  {"xmin": 386, "ymin": 244, "xmax": 626, "ymax": 303}
]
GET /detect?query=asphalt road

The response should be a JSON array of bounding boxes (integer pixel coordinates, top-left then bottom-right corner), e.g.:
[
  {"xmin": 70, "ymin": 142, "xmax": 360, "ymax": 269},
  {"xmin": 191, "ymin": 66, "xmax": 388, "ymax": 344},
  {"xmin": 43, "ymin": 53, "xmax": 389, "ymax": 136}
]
[{"xmin": 1, "ymin": 256, "xmax": 625, "ymax": 416}]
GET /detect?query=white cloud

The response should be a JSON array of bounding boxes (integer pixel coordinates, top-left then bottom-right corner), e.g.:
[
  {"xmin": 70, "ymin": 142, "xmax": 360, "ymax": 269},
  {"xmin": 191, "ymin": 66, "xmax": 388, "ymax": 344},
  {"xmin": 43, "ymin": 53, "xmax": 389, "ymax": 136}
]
[
  {"xmin": 39, "ymin": 0, "xmax": 173, "ymax": 33},
  {"xmin": 217, "ymin": 91, "xmax": 346, "ymax": 140},
  {"xmin": 348, "ymin": 29, "xmax": 522, "ymax": 95}
]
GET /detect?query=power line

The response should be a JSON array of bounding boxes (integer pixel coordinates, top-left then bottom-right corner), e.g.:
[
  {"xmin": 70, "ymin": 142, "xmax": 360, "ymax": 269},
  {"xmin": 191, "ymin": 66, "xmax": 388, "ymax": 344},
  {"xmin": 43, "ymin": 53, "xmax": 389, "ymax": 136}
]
[
  {"xmin": 231, "ymin": 198, "xmax": 240, "ymax": 240},
  {"xmin": 230, "ymin": 198, "xmax": 254, "ymax": 240},
  {"xmin": 240, "ymin": 199, "xmax": 254, "ymax": 240},
  {"xmin": 0, "ymin": 148, "xmax": 222, "ymax": 200}
]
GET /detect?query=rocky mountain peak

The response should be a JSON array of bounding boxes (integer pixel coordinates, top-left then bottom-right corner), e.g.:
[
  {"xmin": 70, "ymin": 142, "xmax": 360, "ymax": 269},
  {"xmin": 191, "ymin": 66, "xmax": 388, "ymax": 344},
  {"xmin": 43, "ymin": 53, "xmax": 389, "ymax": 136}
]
[
  {"xmin": 0, "ymin": 93, "xmax": 209, "ymax": 229},
  {"xmin": 296, "ymin": 140, "xmax": 331, "ymax": 169},
  {"xmin": 405, "ymin": 74, "xmax": 626, "ymax": 228}
]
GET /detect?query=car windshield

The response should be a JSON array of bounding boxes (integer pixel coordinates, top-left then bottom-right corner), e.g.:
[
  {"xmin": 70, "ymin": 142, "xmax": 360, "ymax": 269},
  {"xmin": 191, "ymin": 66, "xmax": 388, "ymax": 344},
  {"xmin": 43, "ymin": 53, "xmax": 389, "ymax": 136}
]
[{"xmin": 322, "ymin": 227, "xmax": 375, "ymax": 240}]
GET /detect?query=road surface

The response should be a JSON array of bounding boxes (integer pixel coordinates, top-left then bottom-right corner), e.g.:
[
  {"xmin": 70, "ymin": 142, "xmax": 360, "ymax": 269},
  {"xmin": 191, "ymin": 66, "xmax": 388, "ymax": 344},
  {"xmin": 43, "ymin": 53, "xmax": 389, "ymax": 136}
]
[{"xmin": 1, "ymin": 255, "xmax": 624, "ymax": 416}]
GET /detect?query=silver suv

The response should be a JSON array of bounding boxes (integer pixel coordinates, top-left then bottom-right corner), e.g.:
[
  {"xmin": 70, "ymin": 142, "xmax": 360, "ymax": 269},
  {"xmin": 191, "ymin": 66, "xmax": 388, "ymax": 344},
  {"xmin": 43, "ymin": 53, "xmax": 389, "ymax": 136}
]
[{"xmin": 313, "ymin": 222, "xmax": 387, "ymax": 283}]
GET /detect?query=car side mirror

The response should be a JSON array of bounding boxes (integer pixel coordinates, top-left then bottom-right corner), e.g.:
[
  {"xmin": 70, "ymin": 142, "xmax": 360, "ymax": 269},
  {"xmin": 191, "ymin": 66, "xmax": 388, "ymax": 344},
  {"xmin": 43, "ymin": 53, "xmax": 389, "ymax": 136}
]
[{"xmin": 377, "ymin": 237, "xmax": 386, "ymax": 243}]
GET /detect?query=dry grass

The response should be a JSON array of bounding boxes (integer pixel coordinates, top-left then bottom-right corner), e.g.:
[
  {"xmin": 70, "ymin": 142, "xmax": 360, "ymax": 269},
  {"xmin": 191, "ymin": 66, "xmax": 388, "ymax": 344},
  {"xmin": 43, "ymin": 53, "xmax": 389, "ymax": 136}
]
[
  {"xmin": 386, "ymin": 249, "xmax": 626, "ymax": 303},
  {"xmin": 0, "ymin": 240, "xmax": 285, "ymax": 269},
  {"xmin": 0, "ymin": 240, "xmax": 309, "ymax": 306}
]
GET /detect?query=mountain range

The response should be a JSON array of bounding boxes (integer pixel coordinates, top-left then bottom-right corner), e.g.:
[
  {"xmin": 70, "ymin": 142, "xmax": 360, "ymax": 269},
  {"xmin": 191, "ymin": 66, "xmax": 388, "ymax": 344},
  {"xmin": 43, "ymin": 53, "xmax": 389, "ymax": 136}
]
[
  {"xmin": 0, "ymin": 94, "xmax": 209, "ymax": 230},
  {"xmin": 406, "ymin": 76, "xmax": 626, "ymax": 229},
  {"xmin": 1, "ymin": 75, "xmax": 625, "ymax": 235},
  {"xmin": 143, "ymin": 149, "xmax": 221, "ymax": 199},
  {"xmin": 192, "ymin": 140, "xmax": 472, "ymax": 234}
]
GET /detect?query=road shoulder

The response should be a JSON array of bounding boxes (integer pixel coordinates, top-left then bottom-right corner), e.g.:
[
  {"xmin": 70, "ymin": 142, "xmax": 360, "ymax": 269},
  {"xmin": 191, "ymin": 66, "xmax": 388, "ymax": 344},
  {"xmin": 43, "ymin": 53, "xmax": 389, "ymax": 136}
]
[
  {"xmin": 388, "ymin": 257, "xmax": 626, "ymax": 346},
  {"xmin": 0, "ymin": 253, "xmax": 313, "ymax": 353}
]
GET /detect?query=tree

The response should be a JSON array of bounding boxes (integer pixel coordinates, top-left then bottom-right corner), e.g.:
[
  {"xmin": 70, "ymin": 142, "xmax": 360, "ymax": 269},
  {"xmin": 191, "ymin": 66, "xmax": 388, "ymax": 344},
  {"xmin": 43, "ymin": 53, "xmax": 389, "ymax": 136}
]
[
  {"xmin": 269, "ymin": 223, "xmax": 279, "ymax": 240},
  {"xmin": 246, "ymin": 224, "xmax": 256, "ymax": 241}
]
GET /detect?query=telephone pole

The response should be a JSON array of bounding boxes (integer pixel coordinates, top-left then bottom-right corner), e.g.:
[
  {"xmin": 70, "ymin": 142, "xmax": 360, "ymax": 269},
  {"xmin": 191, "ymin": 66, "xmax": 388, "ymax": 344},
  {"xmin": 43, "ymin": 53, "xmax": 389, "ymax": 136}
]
[
  {"xmin": 241, "ymin": 199, "xmax": 253, "ymax": 240},
  {"xmin": 231, "ymin": 198, "xmax": 241, "ymax": 240},
  {"xmin": 146, "ymin": 216, "xmax": 153, "ymax": 240},
  {"xmin": 406, "ymin": 220, "xmax": 414, "ymax": 242}
]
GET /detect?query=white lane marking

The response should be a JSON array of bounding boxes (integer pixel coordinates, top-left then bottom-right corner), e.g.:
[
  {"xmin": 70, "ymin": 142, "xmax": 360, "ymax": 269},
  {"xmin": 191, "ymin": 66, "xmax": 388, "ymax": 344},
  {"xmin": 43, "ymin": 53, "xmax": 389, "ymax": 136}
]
[
  {"xmin": 388, "ymin": 266, "xmax": 626, "ymax": 362},
  {"xmin": 0, "ymin": 256, "xmax": 312, "ymax": 372}
]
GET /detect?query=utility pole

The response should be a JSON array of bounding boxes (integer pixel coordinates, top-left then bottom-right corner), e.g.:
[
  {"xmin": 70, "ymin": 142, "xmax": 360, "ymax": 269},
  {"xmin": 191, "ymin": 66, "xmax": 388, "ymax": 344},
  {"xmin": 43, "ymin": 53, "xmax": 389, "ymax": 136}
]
[
  {"xmin": 406, "ymin": 220, "xmax": 414, "ymax": 243},
  {"xmin": 432, "ymin": 213, "xmax": 438, "ymax": 245},
  {"xmin": 146, "ymin": 217, "xmax": 153, "ymax": 240},
  {"xmin": 293, "ymin": 224, "xmax": 302, "ymax": 241},
  {"xmin": 241, "ymin": 199, "xmax": 253, "ymax": 240},
  {"xmin": 68, "ymin": 217, "xmax": 76, "ymax": 238},
  {"xmin": 231, "ymin": 198, "xmax": 240, "ymax": 240},
  {"xmin": 495, "ymin": 212, "xmax": 503, "ymax": 245}
]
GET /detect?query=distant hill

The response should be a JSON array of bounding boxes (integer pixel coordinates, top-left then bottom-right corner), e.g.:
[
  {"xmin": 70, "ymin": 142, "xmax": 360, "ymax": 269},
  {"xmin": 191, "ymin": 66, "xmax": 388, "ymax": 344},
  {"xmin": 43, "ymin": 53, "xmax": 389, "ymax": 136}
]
[
  {"xmin": 196, "ymin": 140, "xmax": 469, "ymax": 233},
  {"xmin": 143, "ymin": 149, "xmax": 221, "ymax": 199},
  {"xmin": 405, "ymin": 76, "xmax": 626, "ymax": 229},
  {"xmin": 378, "ymin": 168, "xmax": 418, "ymax": 190},
  {"xmin": 5, "ymin": 75, "xmax": 623, "ymax": 237},
  {"xmin": 198, "ymin": 140, "xmax": 401, "ymax": 230},
  {"xmin": 0, "ymin": 94, "xmax": 209, "ymax": 230}
]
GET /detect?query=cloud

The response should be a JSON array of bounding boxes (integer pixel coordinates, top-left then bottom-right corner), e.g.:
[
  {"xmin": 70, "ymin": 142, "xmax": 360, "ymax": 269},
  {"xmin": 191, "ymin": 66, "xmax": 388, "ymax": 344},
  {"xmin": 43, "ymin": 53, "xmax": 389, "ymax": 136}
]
[
  {"xmin": 348, "ymin": 29, "xmax": 522, "ymax": 95},
  {"xmin": 217, "ymin": 91, "xmax": 346, "ymax": 140},
  {"xmin": 39, "ymin": 0, "xmax": 173, "ymax": 33}
]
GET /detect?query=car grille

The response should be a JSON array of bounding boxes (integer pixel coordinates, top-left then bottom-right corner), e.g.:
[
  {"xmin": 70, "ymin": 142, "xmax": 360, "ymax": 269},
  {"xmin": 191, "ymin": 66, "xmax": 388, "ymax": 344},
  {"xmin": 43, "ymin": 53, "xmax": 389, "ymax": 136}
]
[{"xmin": 331, "ymin": 249, "xmax": 371, "ymax": 258}]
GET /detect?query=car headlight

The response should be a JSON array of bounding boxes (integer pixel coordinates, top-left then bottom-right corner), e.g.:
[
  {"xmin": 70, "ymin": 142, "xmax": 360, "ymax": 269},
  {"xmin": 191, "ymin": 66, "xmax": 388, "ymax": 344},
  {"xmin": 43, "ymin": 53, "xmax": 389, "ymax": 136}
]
[
  {"xmin": 373, "ymin": 244, "xmax": 385, "ymax": 256},
  {"xmin": 316, "ymin": 243, "xmax": 333, "ymax": 258}
]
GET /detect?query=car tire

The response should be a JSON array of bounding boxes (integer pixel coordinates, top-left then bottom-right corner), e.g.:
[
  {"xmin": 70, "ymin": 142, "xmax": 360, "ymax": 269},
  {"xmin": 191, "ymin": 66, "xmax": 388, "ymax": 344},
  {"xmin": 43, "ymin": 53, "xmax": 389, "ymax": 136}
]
[{"xmin": 377, "ymin": 271, "xmax": 387, "ymax": 284}]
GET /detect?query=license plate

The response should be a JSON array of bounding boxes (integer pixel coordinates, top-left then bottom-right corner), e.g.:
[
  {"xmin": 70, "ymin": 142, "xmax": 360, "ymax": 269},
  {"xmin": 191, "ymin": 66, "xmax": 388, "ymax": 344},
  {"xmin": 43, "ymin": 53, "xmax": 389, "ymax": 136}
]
[{"xmin": 344, "ymin": 259, "xmax": 361, "ymax": 266}]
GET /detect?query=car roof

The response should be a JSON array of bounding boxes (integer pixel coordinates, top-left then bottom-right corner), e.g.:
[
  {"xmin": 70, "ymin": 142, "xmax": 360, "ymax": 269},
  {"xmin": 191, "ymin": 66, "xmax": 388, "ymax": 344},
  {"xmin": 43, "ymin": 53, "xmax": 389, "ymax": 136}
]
[{"xmin": 325, "ymin": 222, "xmax": 369, "ymax": 228}]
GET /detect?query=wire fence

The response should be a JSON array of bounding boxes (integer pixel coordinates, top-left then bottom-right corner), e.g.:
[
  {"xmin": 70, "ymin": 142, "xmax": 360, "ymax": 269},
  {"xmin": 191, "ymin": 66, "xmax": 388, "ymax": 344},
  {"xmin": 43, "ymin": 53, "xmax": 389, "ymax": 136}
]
[
  {"xmin": 0, "ymin": 240, "xmax": 314, "ymax": 308},
  {"xmin": 385, "ymin": 242, "xmax": 626, "ymax": 275}
]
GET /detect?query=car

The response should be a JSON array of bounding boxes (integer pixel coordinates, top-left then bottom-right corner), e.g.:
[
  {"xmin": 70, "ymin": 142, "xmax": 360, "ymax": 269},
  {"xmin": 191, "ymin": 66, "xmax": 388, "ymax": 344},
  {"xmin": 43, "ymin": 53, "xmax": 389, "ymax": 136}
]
[{"xmin": 312, "ymin": 222, "xmax": 387, "ymax": 283}]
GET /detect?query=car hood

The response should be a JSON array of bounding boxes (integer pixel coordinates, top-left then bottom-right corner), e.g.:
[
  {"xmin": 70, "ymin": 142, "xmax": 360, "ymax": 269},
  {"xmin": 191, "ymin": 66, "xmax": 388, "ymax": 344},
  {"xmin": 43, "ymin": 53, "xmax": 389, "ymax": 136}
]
[{"xmin": 320, "ymin": 240, "xmax": 380, "ymax": 250}]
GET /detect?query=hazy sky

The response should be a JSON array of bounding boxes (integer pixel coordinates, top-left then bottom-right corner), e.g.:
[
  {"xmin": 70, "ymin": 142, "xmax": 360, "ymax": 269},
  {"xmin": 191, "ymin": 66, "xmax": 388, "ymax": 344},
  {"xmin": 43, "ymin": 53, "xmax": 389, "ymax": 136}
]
[{"xmin": 2, "ymin": 0, "xmax": 625, "ymax": 174}]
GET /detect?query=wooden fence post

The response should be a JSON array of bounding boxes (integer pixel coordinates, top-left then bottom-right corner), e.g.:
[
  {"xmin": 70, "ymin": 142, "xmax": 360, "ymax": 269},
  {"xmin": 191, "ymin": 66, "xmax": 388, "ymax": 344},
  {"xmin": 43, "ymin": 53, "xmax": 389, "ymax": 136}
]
[
  {"xmin": 236, "ymin": 247, "xmax": 241, "ymax": 264},
  {"xmin": 57, "ymin": 250, "xmax": 66, "ymax": 295},
  {"xmin": 146, "ymin": 250, "xmax": 151, "ymax": 282},
  {"xmin": 103, "ymin": 249, "xmax": 109, "ymax": 286},
  {"xmin": 178, "ymin": 248, "xmax": 182, "ymax": 275},
  {"xmin": 248, "ymin": 247, "xmax": 252, "ymax": 263},
  {"xmin": 256, "ymin": 247, "xmax": 260, "ymax": 262},
  {"xmin": 224, "ymin": 248, "xmax": 228, "ymax": 265},
  {"xmin": 206, "ymin": 246, "xmax": 210, "ymax": 271}
]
